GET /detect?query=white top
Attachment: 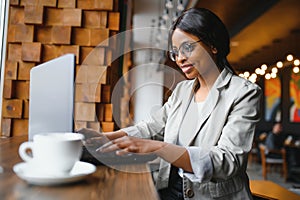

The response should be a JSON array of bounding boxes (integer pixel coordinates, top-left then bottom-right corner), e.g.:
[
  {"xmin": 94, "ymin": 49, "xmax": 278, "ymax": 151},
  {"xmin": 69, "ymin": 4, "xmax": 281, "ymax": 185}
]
[
  {"xmin": 178, "ymin": 96, "xmax": 205, "ymax": 146},
  {"xmin": 178, "ymin": 96, "xmax": 205, "ymax": 177}
]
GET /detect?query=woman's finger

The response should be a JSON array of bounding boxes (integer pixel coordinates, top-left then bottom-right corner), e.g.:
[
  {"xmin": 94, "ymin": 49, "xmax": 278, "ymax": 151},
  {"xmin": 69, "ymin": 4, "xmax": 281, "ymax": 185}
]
[{"xmin": 96, "ymin": 142, "xmax": 123, "ymax": 153}]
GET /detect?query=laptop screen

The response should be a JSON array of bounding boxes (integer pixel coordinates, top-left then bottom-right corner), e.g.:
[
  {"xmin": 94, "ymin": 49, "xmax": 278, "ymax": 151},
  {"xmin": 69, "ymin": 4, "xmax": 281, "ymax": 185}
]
[{"xmin": 28, "ymin": 54, "xmax": 75, "ymax": 140}]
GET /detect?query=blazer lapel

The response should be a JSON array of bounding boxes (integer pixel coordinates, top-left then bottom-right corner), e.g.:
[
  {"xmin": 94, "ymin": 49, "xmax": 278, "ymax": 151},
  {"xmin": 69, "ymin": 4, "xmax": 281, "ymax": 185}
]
[{"xmin": 183, "ymin": 69, "xmax": 232, "ymax": 146}]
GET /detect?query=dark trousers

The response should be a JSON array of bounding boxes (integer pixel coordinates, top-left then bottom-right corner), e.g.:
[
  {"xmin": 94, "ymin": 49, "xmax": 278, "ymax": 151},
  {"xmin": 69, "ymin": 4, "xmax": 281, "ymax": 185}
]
[{"xmin": 158, "ymin": 167, "xmax": 184, "ymax": 200}]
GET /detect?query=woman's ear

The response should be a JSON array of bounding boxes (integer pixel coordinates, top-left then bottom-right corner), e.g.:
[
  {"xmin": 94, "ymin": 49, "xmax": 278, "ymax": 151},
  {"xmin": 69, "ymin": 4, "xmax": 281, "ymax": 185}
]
[{"xmin": 211, "ymin": 46, "xmax": 218, "ymax": 54}]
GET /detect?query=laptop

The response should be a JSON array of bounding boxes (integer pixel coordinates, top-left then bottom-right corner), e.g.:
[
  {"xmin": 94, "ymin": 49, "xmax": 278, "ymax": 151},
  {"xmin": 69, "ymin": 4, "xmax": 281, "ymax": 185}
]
[
  {"xmin": 28, "ymin": 54, "xmax": 75, "ymax": 140},
  {"xmin": 28, "ymin": 53, "xmax": 157, "ymax": 164}
]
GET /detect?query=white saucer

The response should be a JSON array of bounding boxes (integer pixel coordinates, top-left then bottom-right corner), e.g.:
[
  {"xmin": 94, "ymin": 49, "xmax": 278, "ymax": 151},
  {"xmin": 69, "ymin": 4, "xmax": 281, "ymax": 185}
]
[{"xmin": 13, "ymin": 161, "xmax": 96, "ymax": 186}]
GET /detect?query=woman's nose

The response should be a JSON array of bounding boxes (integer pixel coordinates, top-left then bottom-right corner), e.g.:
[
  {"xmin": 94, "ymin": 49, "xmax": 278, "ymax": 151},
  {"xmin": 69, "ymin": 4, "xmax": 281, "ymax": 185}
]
[{"xmin": 176, "ymin": 51, "xmax": 187, "ymax": 63}]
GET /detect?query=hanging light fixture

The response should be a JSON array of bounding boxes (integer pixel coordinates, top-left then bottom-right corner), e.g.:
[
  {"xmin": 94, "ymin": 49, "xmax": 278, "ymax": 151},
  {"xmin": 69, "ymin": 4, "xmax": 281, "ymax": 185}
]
[
  {"xmin": 162, "ymin": 8, "xmax": 169, "ymax": 21},
  {"xmin": 165, "ymin": 0, "xmax": 174, "ymax": 9},
  {"xmin": 177, "ymin": 0, "xmax": 185, "ymax": 11}
]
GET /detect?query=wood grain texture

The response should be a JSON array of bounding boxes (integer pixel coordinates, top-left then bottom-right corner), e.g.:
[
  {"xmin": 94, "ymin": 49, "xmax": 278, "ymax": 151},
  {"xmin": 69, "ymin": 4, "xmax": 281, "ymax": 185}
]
[
  {"xmin": 12, "ymin": 119, "xmax": 28, "ymax": 136},
  {"xmin": 2, "ymin": 99, "xmax": 23, "ymax": 118},
  {"xmin": 101, "ymin": 121, "xmax": 114, "ymax": 132},
  {"xmin": 5, "ymin": 61, "xmax": 18, "ymax": 80},
  {"xmin": 75, "ymin": 102, "xmax": 96, "ymax": 121},
  {"xmin": 9, "ymin": 6, "xmax": 24, "ymax": 24},
  {"xmin": 24, "ymin": 5, "xmax": 44, "ymax": 24},
  {"xmin": 101, "ymin": 84, "xmax": 111, "ymax": 103},
  {"xmin": 10, "ymin": 0, "xmax": 20, "ymax": 6},
  {"xmin": 63, "ymin": 8, "xmax": 82, "ymax": 26},
  {"xmin": 13, "ymin": 81, "xmax": 29, "ymax": 99},
  {"xmin": 77, "ymin": 0, "xmax": 113, "ymax": 11},
  {"xmin": 21, "ymin": 42, "xmax": 42, "ymax": 62},
  {"xmin": 2, "ymin": 0, "xmax": 123, "ymax": 136},
  {"xmin": 0, "ymin": 136, "xmax": 159, "ymax": 200},
  {"xmin": 1, "ymin": 118, "xmax": 12, "ymax": 137},
  {"xmin": 75, "ymin": 83, "xmax": 101, "ymax": 103},
  {"xmin": 7, "ymin": 44, "xmax": 22, "ymax": 61},
  {"xmin": 108, "ymin": 12, "xmax": 120, "ymax": 31},
  {"xmin": 76, "ymin": 65, "xmax": 107, "ymax": 84},
  {"xmin": 3, "ymin": 80, "xmax": 14, "ymax": 99},
  {"xmin": 51, "ymin": 26, "xmax": 71, "ymax": 44},
  {"xmin": 18, "ymin": 61, "xmax": 35, "ymax": 80},
  {"xmin": 57, "ymin": 0, "xmax": 76, "ymax": 8},
  {"xmin": 250, "ymin": 180, "xmax": 300, "ymax": 200},
  {"xmin": 83, "ymin": 11, "xmax": 107, "ymax": 28}
]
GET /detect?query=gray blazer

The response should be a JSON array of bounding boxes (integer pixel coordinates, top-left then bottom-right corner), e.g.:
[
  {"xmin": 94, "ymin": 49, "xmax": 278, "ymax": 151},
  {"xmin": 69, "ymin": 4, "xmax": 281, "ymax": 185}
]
[{"xmin": 123, "ymin": 68, "xmax": 262, "ymax": 199}]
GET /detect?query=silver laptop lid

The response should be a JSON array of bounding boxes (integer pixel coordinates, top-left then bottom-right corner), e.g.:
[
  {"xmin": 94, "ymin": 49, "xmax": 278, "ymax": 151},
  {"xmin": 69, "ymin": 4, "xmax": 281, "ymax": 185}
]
[{"xmin": 28, "ymin": 54, "xmax": 75, "ymax": 140}]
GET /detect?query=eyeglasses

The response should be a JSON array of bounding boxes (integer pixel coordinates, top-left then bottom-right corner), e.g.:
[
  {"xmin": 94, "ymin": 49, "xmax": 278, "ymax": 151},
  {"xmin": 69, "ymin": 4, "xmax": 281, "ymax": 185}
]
[{"xmin": 169, "ymin": 40, "xmax": 202, "ymax": 61}]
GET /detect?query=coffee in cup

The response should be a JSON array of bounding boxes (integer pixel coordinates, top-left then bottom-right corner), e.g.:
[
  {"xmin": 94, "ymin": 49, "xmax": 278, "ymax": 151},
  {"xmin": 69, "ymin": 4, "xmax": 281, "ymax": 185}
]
[{"xmin": 19, "ymin": 133, "xmax": 84, "ymax": 176}]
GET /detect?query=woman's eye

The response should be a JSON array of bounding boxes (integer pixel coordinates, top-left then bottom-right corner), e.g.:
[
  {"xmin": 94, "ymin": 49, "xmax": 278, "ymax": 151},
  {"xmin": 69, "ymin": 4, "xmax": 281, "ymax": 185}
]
[{"xmin": 182, "ymin": 43, "xmax": 191, "ymax": 52}]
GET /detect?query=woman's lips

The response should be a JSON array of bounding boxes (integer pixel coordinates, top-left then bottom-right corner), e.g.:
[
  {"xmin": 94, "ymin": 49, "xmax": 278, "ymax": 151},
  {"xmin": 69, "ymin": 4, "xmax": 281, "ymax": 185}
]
[{"xmin": 180, "ymin": 64, "xmax": 194, "ymax": 74}]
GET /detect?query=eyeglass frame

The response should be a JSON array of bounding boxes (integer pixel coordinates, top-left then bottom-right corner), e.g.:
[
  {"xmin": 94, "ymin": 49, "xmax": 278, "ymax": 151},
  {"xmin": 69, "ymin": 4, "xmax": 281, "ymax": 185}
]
[{"xmin": 169, "ymin": 39, "xmax": 202, "ymax": 61}]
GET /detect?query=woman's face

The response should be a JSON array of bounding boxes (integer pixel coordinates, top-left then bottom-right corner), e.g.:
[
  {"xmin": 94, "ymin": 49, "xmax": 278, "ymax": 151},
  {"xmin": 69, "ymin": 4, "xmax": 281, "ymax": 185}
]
[{"xmin": 171, "ymin": 28, "xmax": 218, "ymax": 79}]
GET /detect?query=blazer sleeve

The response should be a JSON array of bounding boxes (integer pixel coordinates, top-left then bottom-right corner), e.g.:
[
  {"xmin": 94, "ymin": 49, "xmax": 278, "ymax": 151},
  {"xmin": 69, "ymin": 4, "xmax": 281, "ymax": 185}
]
[
  {"xmin": 211, "ymin": 81, "xmax": 262, "ymax": 180},
  {"xmin": 185, "ymin": 80, "xmax": 262, "ymax": 181}
]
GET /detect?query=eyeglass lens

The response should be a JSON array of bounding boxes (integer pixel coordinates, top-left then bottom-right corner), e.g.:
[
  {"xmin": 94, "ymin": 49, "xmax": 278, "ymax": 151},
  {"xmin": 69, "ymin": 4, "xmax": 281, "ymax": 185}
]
[{"xmin": 169, "ymin": 40, "xmax": 201, "ymax": 61}]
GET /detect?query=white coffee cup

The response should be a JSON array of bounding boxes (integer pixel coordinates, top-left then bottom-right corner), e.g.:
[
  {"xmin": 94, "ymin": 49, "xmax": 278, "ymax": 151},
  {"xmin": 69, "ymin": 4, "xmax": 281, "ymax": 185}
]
[{"xmin": 19, "ymin": 133, "xmax": 84, "ymax": 176}]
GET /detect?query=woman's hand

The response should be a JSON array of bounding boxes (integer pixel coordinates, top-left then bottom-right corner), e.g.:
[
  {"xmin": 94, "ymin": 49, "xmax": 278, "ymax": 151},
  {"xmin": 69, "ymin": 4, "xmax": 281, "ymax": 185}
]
[
  {"xmin": 99, "ymin": 136, "xmax": 193, "ymax": 172},
  {"xmin": 77, "ymin": 128, "xmax": 128, "ymax": 149},
  {"xmin": 98, "ymin": 136, "xmax": 165, "ymax": 155}
]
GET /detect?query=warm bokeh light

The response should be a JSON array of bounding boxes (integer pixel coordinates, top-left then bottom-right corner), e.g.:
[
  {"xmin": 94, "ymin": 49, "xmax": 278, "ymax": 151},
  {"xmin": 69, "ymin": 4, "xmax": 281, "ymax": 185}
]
[
  {"xmin": 251, "ymin": 73, "xmax": 257, "ymax": 79},
  {"xmin": 261, "ymin": 64, "xmax": 268, "ymax": 71},
  {"xmin": 271, "ymin": 67, "xmax": 278, "ymax": 74},
  {"xmin": 293, "ymin": 66, "xmax": 300, "ymax": 73},
  {"xmin": 287, "ymin": 54, "xmax": 294, "ymax": 61},
  {"xmin": 255, "ymin": 68, "xmax": 261, "ymax": 75},
  {"xmin": 244, "ymin": 71, "xmax": 250, "ymax": 78},
  {"xmin": 238, "ymin": 54, "xmax": 299, "ymax": 80},
  {"xmin": 276, "ymin": 61, "xmax": 283, "ymax": 68}
]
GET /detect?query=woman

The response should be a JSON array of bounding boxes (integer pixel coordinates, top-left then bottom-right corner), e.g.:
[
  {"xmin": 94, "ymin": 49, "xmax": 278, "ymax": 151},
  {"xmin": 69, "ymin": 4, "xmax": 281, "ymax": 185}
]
[{"xmin": 80, "ymin": 8, "xmax": 261, "ymax": 200}]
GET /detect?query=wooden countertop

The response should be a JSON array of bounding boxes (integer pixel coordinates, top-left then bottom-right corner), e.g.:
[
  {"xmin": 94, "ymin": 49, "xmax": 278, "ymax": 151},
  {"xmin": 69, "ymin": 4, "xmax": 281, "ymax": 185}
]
[
  {"xmin": 0, "ymin": 136, "xmax": 159, "ymax": 200},
  {"xmin": 250, "ymin": 180, "xmax": 300, "ymax": 200}
]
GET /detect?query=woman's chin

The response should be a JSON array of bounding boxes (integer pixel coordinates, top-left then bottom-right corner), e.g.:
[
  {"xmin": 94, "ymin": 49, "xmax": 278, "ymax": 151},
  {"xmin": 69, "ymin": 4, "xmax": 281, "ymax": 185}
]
[{"xmin": 184, "ymin": 72, "xmax": 198, "ymax": 79}]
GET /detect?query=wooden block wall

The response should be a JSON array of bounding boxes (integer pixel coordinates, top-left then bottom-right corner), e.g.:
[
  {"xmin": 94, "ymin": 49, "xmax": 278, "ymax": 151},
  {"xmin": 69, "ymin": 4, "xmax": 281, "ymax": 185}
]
[{"xmin": 1, "ymin": 0, "xmax": 122, "ymax": 137}]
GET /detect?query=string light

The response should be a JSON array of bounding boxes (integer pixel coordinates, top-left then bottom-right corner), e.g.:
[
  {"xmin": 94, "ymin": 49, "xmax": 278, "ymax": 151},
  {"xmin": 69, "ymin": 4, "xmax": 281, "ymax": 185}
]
[
  {"xmin": 255, "ymin": 68, "xmax": 262, "ymax": 75},
  {"xmin": 239, "ymin": 53, "xmax": 299, "ymax": 82},
  {"xmin": 270, "ymin": 72, "xmax": 277, "ymax": 78},
  {"xmin": 265, "ymin": 73, "xmax": 271, "ymax": 80},
  {"xmin": 271, "ymin": 67, "xmax": 278, "ymax": 74},
  {"xmin": 261, "ymin": 64, "xmax": 268, "ymax": 71},
  {"xmin": 165, "ymin": 0, "xmax": 174, "ymax": 9},
  {"xmin": 276, "ymin": 61, "xmax": 283, "ymax": 68},
  {"xmin": 244, "ymin": 71, "xmax": 250, "ymax": 78},
  {"xmin": 293, "ymin": 66, "xmax": 300, "ymax": 73},
  {"xmin": 287, "ymin": 54, "xmax": 294, "ymax": 61},
  {"xmin": 177, "ymin": 0, "xmax": 185, "ymax": 11}
]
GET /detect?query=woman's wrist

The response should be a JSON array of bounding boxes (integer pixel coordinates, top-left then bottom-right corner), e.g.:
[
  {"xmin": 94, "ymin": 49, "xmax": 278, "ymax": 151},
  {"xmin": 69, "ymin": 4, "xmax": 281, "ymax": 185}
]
[{"xmin": 155, "ymin": 143, "xmax": 185, "ymax": 162}]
